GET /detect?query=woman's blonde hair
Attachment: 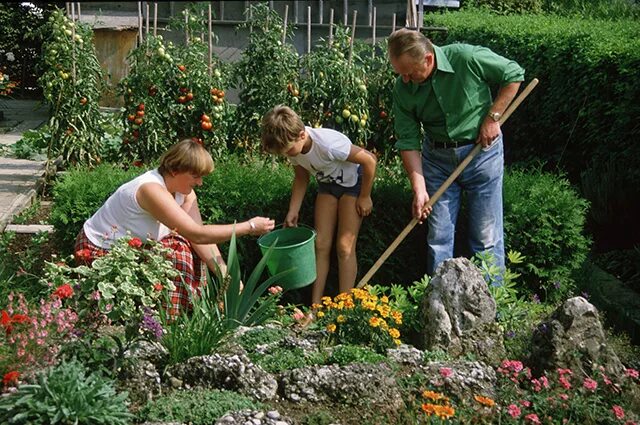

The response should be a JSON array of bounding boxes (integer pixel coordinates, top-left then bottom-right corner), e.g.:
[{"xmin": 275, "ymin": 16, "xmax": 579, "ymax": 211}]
[
  {"xmin": 387, "ymin": 28, "xmax": 434, "ymax": 62},
  {"xmin": 261, "ymin": 105, "xmax": 305, "ymax": 154},
  {"xmin": 158, "ymin": 138, "xmax": 214, "ymax": 177}
]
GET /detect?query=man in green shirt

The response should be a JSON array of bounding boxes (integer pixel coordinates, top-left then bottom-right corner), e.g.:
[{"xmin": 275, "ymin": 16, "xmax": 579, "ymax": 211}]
[{"xmin": 387, "ymin": 28, "xmax": 525, "ymax": 276}]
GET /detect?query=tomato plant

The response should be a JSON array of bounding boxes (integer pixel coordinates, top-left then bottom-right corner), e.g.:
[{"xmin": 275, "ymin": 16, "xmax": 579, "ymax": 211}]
[
  {"xmin": 38, "ymin": 8, "xmax": 104, "ymax": 166},
  {"xmin": 230, "ymin": 3, "xmax": 300, "ymax": 153},
  {"xmin": 298, "ymin": 26, "xmax": 371, "ymax": 146},
  {"xmin": 118, "ymin": 14, "xmax": 232, "ymax": 165}
]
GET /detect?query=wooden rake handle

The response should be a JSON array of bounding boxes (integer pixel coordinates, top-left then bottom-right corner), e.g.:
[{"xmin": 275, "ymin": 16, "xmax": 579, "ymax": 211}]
[{"xmin": 356, "ymin": 78, "xmax": 539, "ymax": 288}]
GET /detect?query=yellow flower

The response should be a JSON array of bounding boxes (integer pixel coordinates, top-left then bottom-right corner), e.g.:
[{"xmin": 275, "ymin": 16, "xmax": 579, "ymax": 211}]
[
  {"xmin": 336, "ymin": 301, "xmax": 345, "ymax": 310},
  {"xmin": 344, "ymin": 299, "xmax": 355, "ymax": 309},
  {"xmin": 380, "ymin": 295, "xmax": 389, "ymax": 304},
  {"xmin": 369, "ymin": 317, "xmax": 381, "ymax": 327},
  {"xmin": 391, "ymin": 311, "xmax": 403, "ymax": 325},
  {"xmin": 473, "ymin": 395, "xmax": 496, "ymax": 407},
  {"xmin": 393, "ymin": 338, "xmax": 401, "ymax": 346},
  {"xmin": 377, "ymin": 304, "xmax": 391, "ymax": 318},
  {"xmin": 336, "ymin": 315, "xmax": 346, "ymax": 323},
  {"xmin": 321, "ymin": 296, "xmax": 332, "ymax": 306},
  {"xmin": 388, "ymin": 328, "xmax": 400, "ymax": 339},
  {"xmin": 326, "ymin": 323, "xmax": 336, "ymax": 333},
  {"xmin": 379, "ymin": 319, "xmax": 388, "ymax": 330},
  {"xmin": 316, "ymin": 311, "xmax": 325, "ymax": 318},
  {"xmin": 311, "ymin": 303, "xmax": 322, "ymax": 310},
  {"xmin": 362, "ymin": 300, "xmax": 376, "ymax": 310}
]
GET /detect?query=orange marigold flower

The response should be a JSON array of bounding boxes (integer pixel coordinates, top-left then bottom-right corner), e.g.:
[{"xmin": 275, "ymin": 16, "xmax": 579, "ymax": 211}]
[
  {"xmin": 326, "ymin": 323, "xmax": 336, "ymax": 333},
  {"xmin": 422, "ymin": 402, "xmax": 437, "ymax": 415},
  {"xmin": 433, "ymin": 405, "xmax": 455, "ymax": 419},
  {"xmin": 422, "ymin": 390, "xmax": 448, "ymax": 401},
  {"xmin": 369, "ymin": 316, "xmax": 381, "ymax": 327},
  {"xmin": 474, "ymin": 394, "xmax": 496, "ymax": 407}
]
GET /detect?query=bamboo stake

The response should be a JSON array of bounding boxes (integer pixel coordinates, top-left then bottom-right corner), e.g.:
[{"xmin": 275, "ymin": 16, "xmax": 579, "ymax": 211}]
[
  {"xmin": 65, "ymin": 2, "xmax": 70, "ymax": 17},
  {"xmin": 208, "ymin": 3, "xmax": 212, "ymax": 76},
  {"xmin": 319, "ymin": 0, "xmax": 323, "ymax": 25},
  {"xmin": 392, "ymin": 13, "xmax": 396, "ymax": 33},
  {"xmin": 372, "ymin": 7, "xmax": 376, "ymax": 46},
  {"xmin": 282, "ymin": 5, "xmax": 288, "ymax": 45},
  {"xmin": 200, "ymin": 10, "xmax": 204, "ymax": 42},
  {"xmin": 348, "ymin": 10, "xmax": 356, "ymax": 66},
  {"xmin": 153, "ymin": 2, "xmax": 157, "ymax": 36},
  {"xmin": 356, "ymin": 78, "xmax": 540, "ymax": 288},
  {"xmin": 76, "ymin": 2, "xmax": 81, "ymax": 20},
  {"xmin": 328, "ymin": 8, "xmax": 334, "ymax": 46},
  {"xmin": 220, "ymin": 1, "xmax": 224, "ymax": 21},
  {"xmin": 138, "ymin": 1, "xmax": 143, "ymax": 44},
  {"xmin": 343, "ymin": 0, "xmax": 348, "ymax": 25},
  {"xmin": 185, "ymin": 9, "xmax": 189, "ymax": 45},
  {"xmin": 146, "ymin": 2, "xmax": 150, "ymax": 35},
  {"xmin": 307, "ymin": 6, "xmax": 311, "ymax": 54},
  {"xmin": 70, "ymin": 2, "xmax": 76, "ymax": 84},
  {"xmin": 418, "ymin": 0, "xmax": 424, "ymax": 30},
  {"xmin": 368, "ymin": 0, "xmax": 372, "ymax": 26}
]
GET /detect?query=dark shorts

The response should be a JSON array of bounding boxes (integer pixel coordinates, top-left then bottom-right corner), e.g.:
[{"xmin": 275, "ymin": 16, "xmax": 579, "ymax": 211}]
[{"xmin": 317, "ymin": 167, "xmax": 362, "ymax": 199}]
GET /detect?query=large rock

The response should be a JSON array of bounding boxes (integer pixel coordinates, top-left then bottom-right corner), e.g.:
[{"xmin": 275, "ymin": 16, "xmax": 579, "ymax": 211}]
[
  {"xmin": 419, "ymin": 360, "xmax": 498, "ymax": 402},
  {"xmin": 420, "ymin": 258, "xmax": 501, "ymax": 362},
  {"xmin": 528, "ymin": 296, "xmax": 626, "ymax": 380},
  {"xmin": 166, "ymin": 353, "xmax": 278, "ymax": 401},
  {"xmin": 278, "ymin": 362, "xmax": 404, "ymax": 409}
]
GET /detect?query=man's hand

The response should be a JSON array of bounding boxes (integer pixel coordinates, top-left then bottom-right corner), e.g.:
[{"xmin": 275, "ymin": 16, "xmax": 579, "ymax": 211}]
[
  {"xmin": 413, "ymin": 189, "xmax": 432, "ymax": 223},
  {"xmin": 476, "ymin": 118, "xmax": 501, "ymax": 148}
]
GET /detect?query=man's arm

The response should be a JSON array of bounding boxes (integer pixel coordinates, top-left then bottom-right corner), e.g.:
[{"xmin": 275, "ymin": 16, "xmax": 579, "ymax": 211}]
[
  {"xmin": 401, "ymin": 150, "xmax": 431, "ymax": 221},
  {"xmin": 476, "ymin": 81, "xmax": 521, "ymax": 147}
]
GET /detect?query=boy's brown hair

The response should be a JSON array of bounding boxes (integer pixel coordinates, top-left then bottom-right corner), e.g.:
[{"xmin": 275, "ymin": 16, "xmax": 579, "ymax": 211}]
[
  {"xmin": 158, "ymin": 138, "xmax": 214, "ymax": 177},
  {"xmin": 261, "ymin": 105, "xmax": 305, "ymax": 154}
]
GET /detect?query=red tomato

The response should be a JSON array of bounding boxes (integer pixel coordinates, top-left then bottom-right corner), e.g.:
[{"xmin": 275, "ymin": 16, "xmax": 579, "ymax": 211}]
[
  {"xmin": 201, "ymin": 121, "xmax": 212, "ymax": 131},
  {"xmin": 134, "ymin": 117, "xmax": 143, "ymax": 125},
  {"xmin": 127, "ymin": 114, "xmax": 136, "ymax": 122},
  {"xmin": 136, "ymin": 110, "xmax": 145, "ymax": 117},
  {"xmin": 379, "ymin": 110, "xmax": 388, "ymax": 119},
  {"xmin": 178, "ymin": 64, "xmax": 186, "ymax": 72},
  {"xmin": 186, "ymin": 92, "xmax": 194, "ymax": 101},
  {"xmin": 201, "ymin": 114, "xmax": 210, "ymax": 122},
  {"xmin": 178, "ymin": 96, "xmax": 186, "ymax": 104},
  {"xmin": 137, "ymin": 103, "xmax": 145, "ymax": 111},
  {"xmin": 79, "ymin": 97, "xmax": 87, "ymax": 105}
]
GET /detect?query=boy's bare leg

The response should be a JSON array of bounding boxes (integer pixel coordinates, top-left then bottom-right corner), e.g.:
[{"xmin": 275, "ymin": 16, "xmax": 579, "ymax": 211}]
[
  {"xmin": 312, "ymin": 193, "xmax": 338, "ymax": 306},
  {"xmin": 336, "ymin": 195, "xmax": 363, "ymax": 295}
]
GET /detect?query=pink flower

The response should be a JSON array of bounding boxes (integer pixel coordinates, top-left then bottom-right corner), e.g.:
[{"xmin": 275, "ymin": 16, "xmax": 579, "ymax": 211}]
[
  {"xmin": 439, "ymin": 367, "xmax": 453, "ymax": 378},
  {"xmin": 559, "ymin": 375, "xmax": 571, "ymax": 390},
  {"xmin": 612, "ymin": 405, "xmax": 625, "ymax": 420},
  {"xmin": 519, "ymin": 399, "xmax": 532, "ymax": 408},
  {"xmin": 268, "ymin": 286, "xmax": 283, "ymax": 295},
  {"xmin": 559, "ymin": 393, "xmax": 569, "ymax": 400},
  {"xmin": 583, "ymin": 377, "xmax": 598, "ymax": 392},
  {"xmin": 128, "ymin": 237, "xmax": 143, "ymax": 248},
  {"xmin": 625, "ymin": 368, "xmax": 639, "ymax": 379},
  {"xmin": 507, "ymin": 404, "xmax": 521, "ymax": 418},
  {"xmin": 525, "ymin": 413, "xmax": 541, "ymax": 424},
  {"xmin": 557, "ymin": 368, "xmax": 572, "ymax": 376},
  {"xmin": 292, "ymin": 308, "xmax": 305, "ymax": 321}
]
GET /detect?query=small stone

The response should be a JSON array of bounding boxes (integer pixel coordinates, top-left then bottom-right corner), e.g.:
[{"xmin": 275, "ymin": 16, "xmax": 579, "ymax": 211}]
[
  {"xmin": 274, "ymin": 421, "xmax": 289, "ymax": 425},
  {"xmin": 219, "ymin": 415, "xmax": 236, "ymax": 423},
  {"xmin": 254, "ymin": 412, "xmax": 265, "ymax": 420},
  {"xmin": 169, "ymin": 377, "xmax": 183, "ymax": 388},
  {"xmin": 266, "ymin": 411, "xmax": 280, "ymax": 420}
]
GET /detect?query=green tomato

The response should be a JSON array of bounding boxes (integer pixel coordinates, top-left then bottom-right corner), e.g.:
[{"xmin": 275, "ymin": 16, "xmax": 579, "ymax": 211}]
[
  {"xmin": 351, "ymin": 114, "xmax": 359, "ymax": 123},
  {"xmin": 335, "ymin": 116, "xmax": 343, "ymax": 124},
  {"xmin": 342, "ymin": 109, "xmax": 351, "ymax": 119},
  {"xmin": 359, "ymin": 119, "xmax": 367, "ymax": 128},
  {"xmin": 214, "ymin": 69, "xmax": 221, "ymax": 78},
  {"xmin": 358, "ymin": 84, "xmax": 367, "ymax": 92}
]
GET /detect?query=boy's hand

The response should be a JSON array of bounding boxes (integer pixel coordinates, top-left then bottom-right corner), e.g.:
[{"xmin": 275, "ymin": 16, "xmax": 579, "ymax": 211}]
[
  {"xmin": 284, "ymin": 211, "xmax": 299, "ymax": 227},
  {"xmin": 356, "ymin": 196, "xmax": 373, "ymax": 217}
]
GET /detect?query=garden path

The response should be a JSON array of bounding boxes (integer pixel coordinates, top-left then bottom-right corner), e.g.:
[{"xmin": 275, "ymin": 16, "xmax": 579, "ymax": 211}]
[{"xmin": 0, "ymin": 99, "xmax": 50, "ymax": 232}]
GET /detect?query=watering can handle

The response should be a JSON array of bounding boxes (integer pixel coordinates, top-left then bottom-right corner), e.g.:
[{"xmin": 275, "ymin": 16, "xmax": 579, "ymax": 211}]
[{"xmin": 356, "ymin": 78, "xmax": 539, "ymax": 289}]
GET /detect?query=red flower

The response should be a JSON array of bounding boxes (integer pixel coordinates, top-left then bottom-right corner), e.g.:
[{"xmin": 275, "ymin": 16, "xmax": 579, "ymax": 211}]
[
  {"xmin": 153, "ymin": 283, "xmax": 163, "ymax": 292},
  {"xmin": 1, "ymin": 310, "xmax": 12, "ymax": 335},
  {"xmin": 53, "ymin": 283, "xmax": 74, "ymax": 299},
  {"xmin": 75, "ymin": 249, "xmax": 91, "ymax": 260},
  {"xmin": 133, "ymin": 160, "xmax": 144, "ymax": 167},
  {"xmin": 128, "ymin": 237, "xmax": 143, "ymax": 248},
  {"xmin": 9, "ymin": 314, "xmax": 29, "ymax": 324},
  {"xmin": 2, "ymin": 371, "xmax": 19, "ymax": 386}
]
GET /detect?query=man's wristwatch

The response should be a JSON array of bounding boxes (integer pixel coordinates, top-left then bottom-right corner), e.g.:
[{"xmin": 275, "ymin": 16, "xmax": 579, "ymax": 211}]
[{"xmin": 488, "ymin": 111, "xmax": 502, "ymax": 122}]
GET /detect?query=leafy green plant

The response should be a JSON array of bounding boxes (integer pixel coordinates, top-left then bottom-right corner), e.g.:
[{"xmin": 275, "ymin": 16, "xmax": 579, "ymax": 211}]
[
  {"xmin": 231, "ymin": 3, "xmax": 300, "ymax": 151},
  {"xmin": 236, "ymin": 326, "xmax": 290, "ymax": 352},
  {"xmin": 314, "ymin": 287, "xmax": 403, "ymax": 353},
  {"xmin": 38, "ymin": 8, "xmax": 104, "ymax": 166},
  {"xmin": 138, "ymin": 388, "xmax": 260, "ymax": 425},
  {"xmin": 0, "ymin": 360, "xmax": 132, "ymax": 425},
  {"xmin": 503, "ymin": 168, "xmax": 590, "ymax": 301},
  {"xmin": 327, "ymin": 344, "xmax": 386, "ymax": 366},
  {"xmin": 11, "ymin": 129, "xmax": 49, "ymax": 160},
  {"xmin": 42, "ymin": 234, "xmax": 178, "ymax": 340},
  {"xmin": 249, "ymin": 346, "xmax": 326, "ymax": 374}
]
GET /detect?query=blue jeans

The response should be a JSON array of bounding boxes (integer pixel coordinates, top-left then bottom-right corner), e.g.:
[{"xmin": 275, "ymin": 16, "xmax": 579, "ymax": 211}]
[{"xmin": 422, "ymin": 135, "xmax": 505, "ymax": 276}]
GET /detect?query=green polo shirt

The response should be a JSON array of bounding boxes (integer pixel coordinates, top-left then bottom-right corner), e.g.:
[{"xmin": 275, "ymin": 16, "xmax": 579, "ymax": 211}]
[{"xmin": 393, "ymin": 43, "xmax": 525, "ymax": 151}]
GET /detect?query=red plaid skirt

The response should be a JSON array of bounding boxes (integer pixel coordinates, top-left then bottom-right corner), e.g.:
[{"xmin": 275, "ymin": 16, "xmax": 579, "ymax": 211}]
[{"xmin": 74, "ymin": 230, "xmax": 207, "ymax": 318}]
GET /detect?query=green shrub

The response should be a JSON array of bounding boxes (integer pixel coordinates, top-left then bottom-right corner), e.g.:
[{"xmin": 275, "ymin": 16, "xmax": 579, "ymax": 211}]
[
  {"xmin": 138, "ymin": 388, "xmax": 260, "ymax": 425},
  {"xmin": 249, "ymin": 346, "xmax": 326, "ymax": 374},
  {"xmin": 236, "ymin": 326, "xmax": 290, "ymax": 352},
  {"xmin": 50, "ymin": 163, "xmax": 141, "ymax": 253},
  {"xmin": 0, "ymin": 360, "xmax": 131, "ymax": 425},
  {"xmin": 503, "ymin": 167, "xmax": 590, "ymax": 300},
  {"xmin": 327, "ymin": 345, "xmax": 386, "ymax": 366}
]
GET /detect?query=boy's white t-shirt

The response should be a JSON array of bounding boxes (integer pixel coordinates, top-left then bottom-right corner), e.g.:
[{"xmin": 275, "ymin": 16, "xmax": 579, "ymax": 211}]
[
  {"xmin": 289, "ymin": 126, "xmax": 358, "ymax": 187},
  {"xmin": 83, "ymin": 169, "xmax": 185, "ymax": 248}
]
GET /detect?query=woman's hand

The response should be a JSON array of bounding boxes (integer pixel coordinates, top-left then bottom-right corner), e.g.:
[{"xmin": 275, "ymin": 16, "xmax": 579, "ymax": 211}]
[
  {"xmin": 247, "ymin": 216, "xmax": 275, "ymax": 236},
  {"xmin": 356, "ymin": 195, "xmax": 373, "ymax": 217}
]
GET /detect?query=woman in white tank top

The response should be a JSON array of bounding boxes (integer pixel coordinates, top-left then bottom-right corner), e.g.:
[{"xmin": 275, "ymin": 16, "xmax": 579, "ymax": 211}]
[{"xmin": 75, "ymin": 138, "xmax": 275, "ymax": 317}]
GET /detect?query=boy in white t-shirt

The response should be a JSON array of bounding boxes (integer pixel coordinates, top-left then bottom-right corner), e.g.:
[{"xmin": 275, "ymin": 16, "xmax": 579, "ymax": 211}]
[{"xmin": 261, "ymin": 105, "xmax": 377, "ymax": 306}]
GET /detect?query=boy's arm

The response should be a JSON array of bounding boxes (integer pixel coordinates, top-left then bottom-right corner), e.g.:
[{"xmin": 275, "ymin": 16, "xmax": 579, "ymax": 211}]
[
  {"xmin": 286, "ymin": 165, "xmax": 310, "ymax": 226},
  {"xmin": 347, "ymin": 146, "xmax": 377, "ymax": 216}
]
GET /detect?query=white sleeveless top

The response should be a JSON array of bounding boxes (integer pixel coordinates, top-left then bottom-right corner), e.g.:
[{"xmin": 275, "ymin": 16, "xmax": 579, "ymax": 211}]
[{"xmin": 83, "ymin": 169, "xmax": 185, "ymax": 248}]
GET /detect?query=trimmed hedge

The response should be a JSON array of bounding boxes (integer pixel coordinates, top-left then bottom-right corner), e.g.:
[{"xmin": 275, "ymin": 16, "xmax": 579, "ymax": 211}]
[{"xmin": 51, "ymin": 157, "xmax": 589, "ymax": 293}]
